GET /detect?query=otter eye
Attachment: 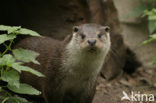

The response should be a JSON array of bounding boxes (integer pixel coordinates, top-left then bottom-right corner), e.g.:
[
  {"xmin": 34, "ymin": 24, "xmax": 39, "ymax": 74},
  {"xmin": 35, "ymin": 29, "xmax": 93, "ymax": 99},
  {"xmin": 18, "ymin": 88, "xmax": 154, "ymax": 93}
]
[
  {"xmin": 73, "ymin": 26, "xmax": 79, "ymax": 32},
  {"xmin": 104, "ymin": 26, "xmax": 110, "ymax": 32},
  {"xmin": 100, "ymin": 26, "xmax": 110, "ymax": 32},
  {"xmin": 98, "ymin": 34, "xmax": 103, "ymax": 38},
  {"xmin": 80, "ymin": 34, "xmax": 86, "ymax": 39}
]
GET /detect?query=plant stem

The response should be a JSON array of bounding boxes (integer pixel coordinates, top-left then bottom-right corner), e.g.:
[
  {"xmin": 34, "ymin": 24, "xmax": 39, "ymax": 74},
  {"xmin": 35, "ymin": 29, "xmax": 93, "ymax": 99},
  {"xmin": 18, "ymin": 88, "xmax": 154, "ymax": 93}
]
[{"xmin": 1, "ymin": 39, "xmax": 14, "ymax": 57}]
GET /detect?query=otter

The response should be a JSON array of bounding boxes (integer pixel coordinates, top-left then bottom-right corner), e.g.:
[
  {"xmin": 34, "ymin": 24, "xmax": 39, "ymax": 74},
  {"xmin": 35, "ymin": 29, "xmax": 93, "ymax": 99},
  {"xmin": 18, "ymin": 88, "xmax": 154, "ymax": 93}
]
[{"xmin": 15, "ymin": 23, "xmax": 111, "ymax": 103}]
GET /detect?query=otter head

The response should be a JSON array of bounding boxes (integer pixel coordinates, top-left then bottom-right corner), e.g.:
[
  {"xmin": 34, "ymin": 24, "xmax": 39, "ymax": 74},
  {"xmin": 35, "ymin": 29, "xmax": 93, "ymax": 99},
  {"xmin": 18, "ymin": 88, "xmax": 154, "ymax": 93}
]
[{"xmin": 67, "ymin": 24, "xmax": 111, "ymax": 54}]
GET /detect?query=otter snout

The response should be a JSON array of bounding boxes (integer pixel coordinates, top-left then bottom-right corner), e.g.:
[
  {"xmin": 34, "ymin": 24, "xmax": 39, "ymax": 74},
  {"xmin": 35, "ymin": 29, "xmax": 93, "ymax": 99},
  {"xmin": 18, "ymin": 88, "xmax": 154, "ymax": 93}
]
[{"xmin": 87, "ymin": 39, "xmax": 96, "ymax": 46}]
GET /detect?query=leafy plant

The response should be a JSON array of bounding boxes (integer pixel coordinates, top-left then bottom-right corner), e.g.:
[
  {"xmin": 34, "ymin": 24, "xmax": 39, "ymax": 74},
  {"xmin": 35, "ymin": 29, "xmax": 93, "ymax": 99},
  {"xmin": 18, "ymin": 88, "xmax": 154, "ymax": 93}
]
[
  {"xmin": 0, "ymin": 25, "xmax": 44, "ymax": 103},
  {"xmin": 142, "ymin": 9, "xmax": 156, "ymax": 34},
  {"xmin": 124, "ymin": 0, "xmax": 156, "ymax": 19},
  {"xmin": 126, "ymin": 0, "xmax": 156, "ymax": 64},
  {"xmin": 140, "ymin": 1, "xmax": 156, "ymax": 64},
  {"xmin": 124, "ymin": 0, "xmax": 156, "ymax": 35}
]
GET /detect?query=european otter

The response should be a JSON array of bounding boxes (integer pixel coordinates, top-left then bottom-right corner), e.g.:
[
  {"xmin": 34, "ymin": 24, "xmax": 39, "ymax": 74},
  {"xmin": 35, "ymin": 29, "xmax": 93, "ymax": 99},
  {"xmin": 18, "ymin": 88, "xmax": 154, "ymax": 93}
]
[{"xmin": 15, "ymin": 23, "xmax": 111, "ymax": 103}]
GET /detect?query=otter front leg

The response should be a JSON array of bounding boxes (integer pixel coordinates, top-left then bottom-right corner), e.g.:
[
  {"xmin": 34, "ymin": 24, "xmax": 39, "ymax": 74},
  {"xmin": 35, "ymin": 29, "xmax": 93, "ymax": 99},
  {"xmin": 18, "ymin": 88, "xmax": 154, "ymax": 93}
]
[
  {"xmin": 42, "ymin": 87, "xmax": 64, "ymax": 103},
  {"xmin": 79, "ymin": 84, "xmax": 96, "ymax": 103},
  {"xmin": 79, "ymin": 90, "xmax": 96, "ymax": 103},
  {"xmin": 43, "ymin": 92, "xmax": 63, "ymax": 103},
  {"xmin": 63, "ymin": 88, "xmax": 96, "ymax": 103}
]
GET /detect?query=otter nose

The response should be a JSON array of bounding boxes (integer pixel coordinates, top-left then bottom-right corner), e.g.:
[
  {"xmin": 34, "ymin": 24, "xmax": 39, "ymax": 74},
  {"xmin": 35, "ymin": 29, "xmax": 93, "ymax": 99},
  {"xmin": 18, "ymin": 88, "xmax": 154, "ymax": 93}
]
[{"xmin": 88, "ymin": 40, "xmax": 96, "ymax": 46}]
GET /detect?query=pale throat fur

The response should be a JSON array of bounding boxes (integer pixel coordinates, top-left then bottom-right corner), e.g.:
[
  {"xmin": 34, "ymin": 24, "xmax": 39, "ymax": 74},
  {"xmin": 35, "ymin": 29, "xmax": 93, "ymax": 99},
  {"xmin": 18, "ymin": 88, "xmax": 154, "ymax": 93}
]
[{"xmin": 61, "ymin": 30, "xmax": 111, "ymax": 89}]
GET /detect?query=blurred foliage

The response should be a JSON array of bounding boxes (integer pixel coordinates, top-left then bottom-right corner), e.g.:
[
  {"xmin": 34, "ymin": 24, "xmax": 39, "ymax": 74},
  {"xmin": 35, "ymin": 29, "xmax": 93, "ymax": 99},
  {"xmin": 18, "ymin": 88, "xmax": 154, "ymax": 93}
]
[
  {"xmin": 127, "ymin": 0, "xmax": 156, "ymax": 64},
  {"xmin": 142, "ymin": 9, "xmax": 156, "ymax": 34},
  {"xmin": 0, "ymin": 25, "xmax": 44, "ymax": 103},
  {"xmin": 126, "ymin": 0, "xmax": 156, "ymax": 44},
  {"xmin": 125, "ymin": 0, "xmax": 156, "ymax": 17},
  {"xmin": 140, "ymin": 0, "xmax": 156, "ymax": 64}
]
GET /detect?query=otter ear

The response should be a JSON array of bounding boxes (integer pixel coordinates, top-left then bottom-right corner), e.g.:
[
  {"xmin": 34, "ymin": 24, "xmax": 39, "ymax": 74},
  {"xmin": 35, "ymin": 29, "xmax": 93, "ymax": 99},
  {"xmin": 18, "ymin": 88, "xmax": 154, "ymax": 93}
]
[
  {"xmin": 63, "ymin": 34, "xmax": 72, "ymax": 44},
  {"xmin": 101, "ymin": 26, "xmax": 110, "ymax": 32},
  {"xmin": 73, "ymin": 26, "xmax": 79, "ymax": 33}
]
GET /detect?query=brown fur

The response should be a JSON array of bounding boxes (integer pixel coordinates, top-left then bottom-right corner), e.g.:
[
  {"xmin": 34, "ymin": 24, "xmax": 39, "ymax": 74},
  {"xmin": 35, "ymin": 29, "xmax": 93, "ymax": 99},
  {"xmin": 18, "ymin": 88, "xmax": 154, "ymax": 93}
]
[
  {"xmin": 14, "ymin": 24, "xmax": 110, "ymax": 103},
  {"xmin": 15, "ymin": 37, "xmax": 65, "ymax": 103}
]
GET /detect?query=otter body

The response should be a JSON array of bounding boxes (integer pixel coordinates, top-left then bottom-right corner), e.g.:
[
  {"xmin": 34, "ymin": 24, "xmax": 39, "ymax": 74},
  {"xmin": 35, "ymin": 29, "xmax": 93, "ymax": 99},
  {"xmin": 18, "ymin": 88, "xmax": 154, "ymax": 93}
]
[{"xmin": 15, "ymin": 24, "xmax": 111, "ymax": 103}]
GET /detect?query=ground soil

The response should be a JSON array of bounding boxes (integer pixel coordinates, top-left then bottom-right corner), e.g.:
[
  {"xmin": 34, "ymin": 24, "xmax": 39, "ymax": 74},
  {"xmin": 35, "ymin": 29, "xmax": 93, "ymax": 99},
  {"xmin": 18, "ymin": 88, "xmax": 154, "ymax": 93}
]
[{"xmin": 93, "ymin": 67, "xmax": 156, "ymax": 103}]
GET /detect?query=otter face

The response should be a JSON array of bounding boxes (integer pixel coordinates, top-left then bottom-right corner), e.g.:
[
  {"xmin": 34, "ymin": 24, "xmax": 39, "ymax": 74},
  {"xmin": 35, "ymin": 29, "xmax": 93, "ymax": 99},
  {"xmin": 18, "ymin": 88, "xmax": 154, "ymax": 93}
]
[{"xmin": 71, "ymin": 24, "xmax": 111, "ymax": 53}]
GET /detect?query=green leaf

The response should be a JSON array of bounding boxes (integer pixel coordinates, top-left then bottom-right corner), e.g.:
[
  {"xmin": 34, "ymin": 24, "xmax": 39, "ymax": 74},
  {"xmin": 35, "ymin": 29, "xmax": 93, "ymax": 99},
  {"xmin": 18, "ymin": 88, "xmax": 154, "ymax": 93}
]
[
  {"xmin": 2, "ymin": 97, "xmax": 10, "ymax": 103},
  {"xmin": 18, "ymin": 28, "xmax": 40, "ymax": 36},
  {"xmin": 142, "ymin": 34, "xmax": 156, "ymax": 45},
  {"xmin": 142, "ymin": 38, "xmax": 155, "ymax": 45},
  {"xmin": 0, "ymin": 58, "xmax": 5, "ymax": 66},
  {"xmin": 11, "ymin": 96, "xmax": 31, "ymax": 103},
  {"xmin": 13, "ymin": 96, "xmax": 31, "ymax": 103},
  {"xmin": 143, "ymin": 9, "xmax": 156, "ymax": 20},
  {"xmin": 142, "ymin": 9, "xmax": 156, "ymax": 34},
  {"xmin": 148, "ymin": 20, "xmax": 156, "ymax": 34},
  {"xmin": 2, "ymin": 95, "xmax": 31, "ymax": 103},
  {"xmin": 149, "ymin": 15, "xmax": 156, "ymax": 20},
  {"xmin": 11, "ymin": 63, "xmax": 45, "ymax": 77},
  {"xmin": 1, "ymin": 70, "xmax": 20, "ymax": 88},
  {"xmin": 0, "ymin": 34, "xmax": 16, "ymax": 44},
  {"xmin": 13, "ymin": 48, "xmax": 40, "ymax": 64},
  {"xmin": 0, "ymin": 54, "xmax": 15, "ymax": 66},
  {"xmin": 0, "ymin": 25, "xmax": 21, "ymax": 34},
  {"xmin": 7, "ymin": 83, "xmax": 41, "ymax": 95},
  {"xmin": 150, "ymin": 34, "xmax": 156, "ymax": 38},
  {"xmin": 0, "ymin": 25, "xmax": 40, "ymax": 36},
  {"xmin": 152, "ymin": 61, "xmax": 156, "ymax": 64}
]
